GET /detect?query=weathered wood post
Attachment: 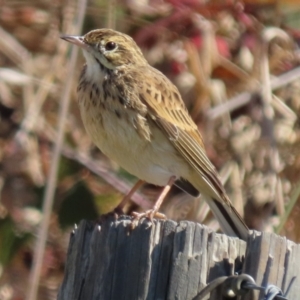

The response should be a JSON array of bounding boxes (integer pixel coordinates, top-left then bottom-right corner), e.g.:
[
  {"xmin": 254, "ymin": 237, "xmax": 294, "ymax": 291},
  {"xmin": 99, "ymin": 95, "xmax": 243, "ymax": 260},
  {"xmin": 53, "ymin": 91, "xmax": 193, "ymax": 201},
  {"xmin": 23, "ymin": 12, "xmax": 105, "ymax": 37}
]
[{"xmin": 57, "ymin": 216, "xmax": 300, "ymax": 300}]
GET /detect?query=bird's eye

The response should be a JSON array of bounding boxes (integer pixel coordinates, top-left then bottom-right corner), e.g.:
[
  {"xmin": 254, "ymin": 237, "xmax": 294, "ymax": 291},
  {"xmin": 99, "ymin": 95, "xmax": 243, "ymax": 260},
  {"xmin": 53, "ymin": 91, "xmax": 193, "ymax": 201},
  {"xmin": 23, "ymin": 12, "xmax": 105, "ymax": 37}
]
[{"xmin": 105, "ymin": 41, "xmax": 117, "ymax": 51}]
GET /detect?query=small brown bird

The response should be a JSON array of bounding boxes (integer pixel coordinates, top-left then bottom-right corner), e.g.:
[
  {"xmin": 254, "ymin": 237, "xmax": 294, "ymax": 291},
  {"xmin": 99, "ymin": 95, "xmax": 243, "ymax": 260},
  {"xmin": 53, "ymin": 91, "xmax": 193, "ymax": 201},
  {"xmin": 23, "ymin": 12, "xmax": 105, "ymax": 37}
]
[{"xmin": 61, "ymin": 29, "xmax": 249, "ymax": 240}]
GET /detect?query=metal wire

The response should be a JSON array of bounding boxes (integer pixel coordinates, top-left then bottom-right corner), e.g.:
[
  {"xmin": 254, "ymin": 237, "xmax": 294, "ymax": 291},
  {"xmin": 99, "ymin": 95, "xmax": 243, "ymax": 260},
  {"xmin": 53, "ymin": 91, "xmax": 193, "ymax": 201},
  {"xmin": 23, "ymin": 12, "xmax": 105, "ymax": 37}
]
[
  {"xmin": 193, "ymin": 273, "xmax": 295, "ymax": 300},
  {"xmin": 264, "ymin": 285, "xmax": 285, "ymax": 300},
  {"xmin": 192, "ymin": 276, "xmax": 227, "ymax": 300}
]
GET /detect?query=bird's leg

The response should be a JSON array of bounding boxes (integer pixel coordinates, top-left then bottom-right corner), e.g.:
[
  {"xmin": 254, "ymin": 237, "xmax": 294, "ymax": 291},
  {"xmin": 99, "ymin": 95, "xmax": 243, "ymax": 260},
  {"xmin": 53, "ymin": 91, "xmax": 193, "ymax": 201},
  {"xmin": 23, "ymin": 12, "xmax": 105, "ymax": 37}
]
[
  {"xmin": 114, "ymin": 180, "xmax": 145, "ymax": 215},
  {"xmin": 131, "ymin": 176, "xmax": 176, "ymax": 227}
]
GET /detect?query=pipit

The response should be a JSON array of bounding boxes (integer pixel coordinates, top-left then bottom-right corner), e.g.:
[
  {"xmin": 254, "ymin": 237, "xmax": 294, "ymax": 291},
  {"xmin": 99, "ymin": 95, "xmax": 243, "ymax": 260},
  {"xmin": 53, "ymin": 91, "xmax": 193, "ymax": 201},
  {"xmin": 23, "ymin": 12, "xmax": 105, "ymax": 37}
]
[{"xmin": 61, "ymin": 29, "xmax": 249, "ymax": 240}]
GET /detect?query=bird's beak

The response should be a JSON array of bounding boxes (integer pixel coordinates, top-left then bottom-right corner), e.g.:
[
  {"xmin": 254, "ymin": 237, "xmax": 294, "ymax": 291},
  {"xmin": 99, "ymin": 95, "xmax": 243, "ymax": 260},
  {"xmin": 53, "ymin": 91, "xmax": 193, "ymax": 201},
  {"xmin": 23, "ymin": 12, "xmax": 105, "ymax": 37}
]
[{"xmin": 61, "ymin": 35, "xmax": 89, "ymax": 50}]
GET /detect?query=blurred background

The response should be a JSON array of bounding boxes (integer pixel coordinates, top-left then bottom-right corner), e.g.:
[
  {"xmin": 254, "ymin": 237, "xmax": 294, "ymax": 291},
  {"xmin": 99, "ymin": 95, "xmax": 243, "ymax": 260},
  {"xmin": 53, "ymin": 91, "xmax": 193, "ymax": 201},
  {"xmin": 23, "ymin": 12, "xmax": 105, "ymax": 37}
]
[{"xmin": 1, "ymin": 0, "xmax": 300, "ymax": 299}]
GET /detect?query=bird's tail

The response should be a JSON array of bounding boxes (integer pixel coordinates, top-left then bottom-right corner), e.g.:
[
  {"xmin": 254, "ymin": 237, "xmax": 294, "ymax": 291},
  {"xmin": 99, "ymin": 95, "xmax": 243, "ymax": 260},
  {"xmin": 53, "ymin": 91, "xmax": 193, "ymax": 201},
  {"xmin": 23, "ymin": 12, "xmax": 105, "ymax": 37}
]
[
  {"xmin": 203, "ymin": 195, "xmax": 249, "ymax": 241},
  {"xmin": 185, "ymin": 168, "xmax": 249, "ymax": 241}
]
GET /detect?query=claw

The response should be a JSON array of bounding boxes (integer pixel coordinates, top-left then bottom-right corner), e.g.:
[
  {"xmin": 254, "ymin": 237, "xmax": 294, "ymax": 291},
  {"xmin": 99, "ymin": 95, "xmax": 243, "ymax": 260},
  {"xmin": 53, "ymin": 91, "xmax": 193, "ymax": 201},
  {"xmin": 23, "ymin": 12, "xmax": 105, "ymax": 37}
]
[{"xmin": 130, "ymin": 209, "xmax": 166, "ymax": 229}]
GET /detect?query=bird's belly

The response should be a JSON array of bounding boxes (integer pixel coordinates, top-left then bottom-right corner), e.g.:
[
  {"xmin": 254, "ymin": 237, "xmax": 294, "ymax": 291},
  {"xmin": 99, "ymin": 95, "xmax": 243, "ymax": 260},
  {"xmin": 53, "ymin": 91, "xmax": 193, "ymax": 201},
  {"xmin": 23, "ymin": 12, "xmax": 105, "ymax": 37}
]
[{"xmin": 80, "ymin": 106, "xmax": 190, "ymax": 186}]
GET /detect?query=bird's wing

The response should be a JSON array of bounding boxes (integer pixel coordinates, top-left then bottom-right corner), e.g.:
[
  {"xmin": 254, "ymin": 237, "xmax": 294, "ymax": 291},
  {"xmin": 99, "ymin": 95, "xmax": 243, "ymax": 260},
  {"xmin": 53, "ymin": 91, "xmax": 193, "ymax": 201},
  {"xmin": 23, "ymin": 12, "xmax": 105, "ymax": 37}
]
[
  {"xmin": 127, "ymin": 66, "xmax": 248, "ymax": 240},
  {"xmin": 135, "ymin": 66, "xmax": 227, "ymax": 203}
]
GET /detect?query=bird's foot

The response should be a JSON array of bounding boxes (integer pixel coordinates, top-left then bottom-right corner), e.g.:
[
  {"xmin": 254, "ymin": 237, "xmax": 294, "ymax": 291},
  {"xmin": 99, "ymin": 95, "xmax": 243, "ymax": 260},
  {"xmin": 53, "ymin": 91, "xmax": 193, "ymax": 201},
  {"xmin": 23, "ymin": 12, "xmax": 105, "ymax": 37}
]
[{"xmin": 131, "ymin": 209, "xmax": 166, "ymax": 229}]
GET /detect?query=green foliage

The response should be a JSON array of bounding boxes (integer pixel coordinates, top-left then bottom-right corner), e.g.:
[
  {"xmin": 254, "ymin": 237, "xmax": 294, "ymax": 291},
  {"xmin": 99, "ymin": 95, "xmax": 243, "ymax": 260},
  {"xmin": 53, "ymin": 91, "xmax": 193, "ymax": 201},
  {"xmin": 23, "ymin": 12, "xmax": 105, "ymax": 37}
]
[
  {"xmin": 58, "ymin": 181, "xmax": 98, "ymax": 228},
  {"xmin": 0, "ymin": 217, "xmax": 31, "ymax": 265}
]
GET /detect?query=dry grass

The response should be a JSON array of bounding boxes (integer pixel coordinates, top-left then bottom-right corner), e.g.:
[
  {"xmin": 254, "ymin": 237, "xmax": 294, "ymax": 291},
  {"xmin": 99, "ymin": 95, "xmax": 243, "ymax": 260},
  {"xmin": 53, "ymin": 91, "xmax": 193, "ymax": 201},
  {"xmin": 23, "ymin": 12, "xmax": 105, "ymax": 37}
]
[{"xmin": 0, "ymin": 1, "xmax": 300, "ymax": 299}]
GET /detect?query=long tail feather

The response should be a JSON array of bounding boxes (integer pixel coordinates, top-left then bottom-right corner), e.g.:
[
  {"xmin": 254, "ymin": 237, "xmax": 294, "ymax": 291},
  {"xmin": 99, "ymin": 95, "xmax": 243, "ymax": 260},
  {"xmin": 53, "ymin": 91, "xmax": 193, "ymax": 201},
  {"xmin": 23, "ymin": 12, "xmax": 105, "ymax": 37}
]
[{"xmin": 203, "ymin": 195, "xmax": 249, "ymax": 241}]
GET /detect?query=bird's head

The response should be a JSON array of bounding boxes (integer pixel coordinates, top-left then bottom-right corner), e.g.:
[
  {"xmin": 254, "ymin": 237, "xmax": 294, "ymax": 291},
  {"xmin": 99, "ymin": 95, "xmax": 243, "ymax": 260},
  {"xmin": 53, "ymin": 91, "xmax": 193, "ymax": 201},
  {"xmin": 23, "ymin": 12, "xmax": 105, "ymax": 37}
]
[{"xmin": 61, "ymin": 29, "xmax": 147, "ymax": 70}]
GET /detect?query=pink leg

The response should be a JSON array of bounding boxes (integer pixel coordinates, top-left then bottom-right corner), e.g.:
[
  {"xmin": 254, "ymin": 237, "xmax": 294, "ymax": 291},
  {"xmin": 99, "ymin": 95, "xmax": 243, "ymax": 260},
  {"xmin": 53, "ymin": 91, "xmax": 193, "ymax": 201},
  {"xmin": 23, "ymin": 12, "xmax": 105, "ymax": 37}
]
[
  {"xmin": 131, "ymin": 176, "xmax": 176, "ymax": 226},
  {"xmin": 114, "ymin": 180, "xmax": 145, "ymax": 214},
  {"xmin": 152, "ymin": 176, "xmax": 176, "ymax": 212}
]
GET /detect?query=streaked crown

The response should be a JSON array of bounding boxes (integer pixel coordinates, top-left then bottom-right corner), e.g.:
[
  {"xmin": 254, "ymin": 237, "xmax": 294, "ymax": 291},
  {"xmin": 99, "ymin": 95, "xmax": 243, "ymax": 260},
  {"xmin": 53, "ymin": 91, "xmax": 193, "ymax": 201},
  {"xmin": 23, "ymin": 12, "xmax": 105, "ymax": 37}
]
[{"xmin": 82, "ymin": 29, "xmax": 147, "ymax": 69}]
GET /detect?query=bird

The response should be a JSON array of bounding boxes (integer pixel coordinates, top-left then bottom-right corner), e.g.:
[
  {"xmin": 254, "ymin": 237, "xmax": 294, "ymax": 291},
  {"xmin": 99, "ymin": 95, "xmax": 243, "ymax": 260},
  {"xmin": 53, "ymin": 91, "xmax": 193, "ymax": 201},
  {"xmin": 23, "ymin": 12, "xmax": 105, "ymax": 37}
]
[{"xmin": 61, "ymin": 28, "xmax": 249, "ymax": 241}]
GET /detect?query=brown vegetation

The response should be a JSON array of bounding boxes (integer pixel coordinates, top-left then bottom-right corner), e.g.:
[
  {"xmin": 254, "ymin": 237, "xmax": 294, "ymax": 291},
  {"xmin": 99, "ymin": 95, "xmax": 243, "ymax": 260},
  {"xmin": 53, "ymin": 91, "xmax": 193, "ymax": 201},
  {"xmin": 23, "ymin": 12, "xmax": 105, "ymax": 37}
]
[{"xmin": 0, "ymin": 1, "xmax": 300, "ymax": 299}]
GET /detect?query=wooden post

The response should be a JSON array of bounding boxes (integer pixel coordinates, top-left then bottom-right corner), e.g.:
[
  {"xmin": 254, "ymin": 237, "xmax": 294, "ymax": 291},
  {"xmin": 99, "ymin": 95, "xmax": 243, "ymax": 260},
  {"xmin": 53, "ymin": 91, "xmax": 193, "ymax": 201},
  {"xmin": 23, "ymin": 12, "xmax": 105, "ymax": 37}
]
[
  {"xmin": 57, "ymin": 217, "xmax": 300, "ymax": 300},
  {"xmin": 243, "ymin": 231, "xmax": 300, "ymax": 300}
]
